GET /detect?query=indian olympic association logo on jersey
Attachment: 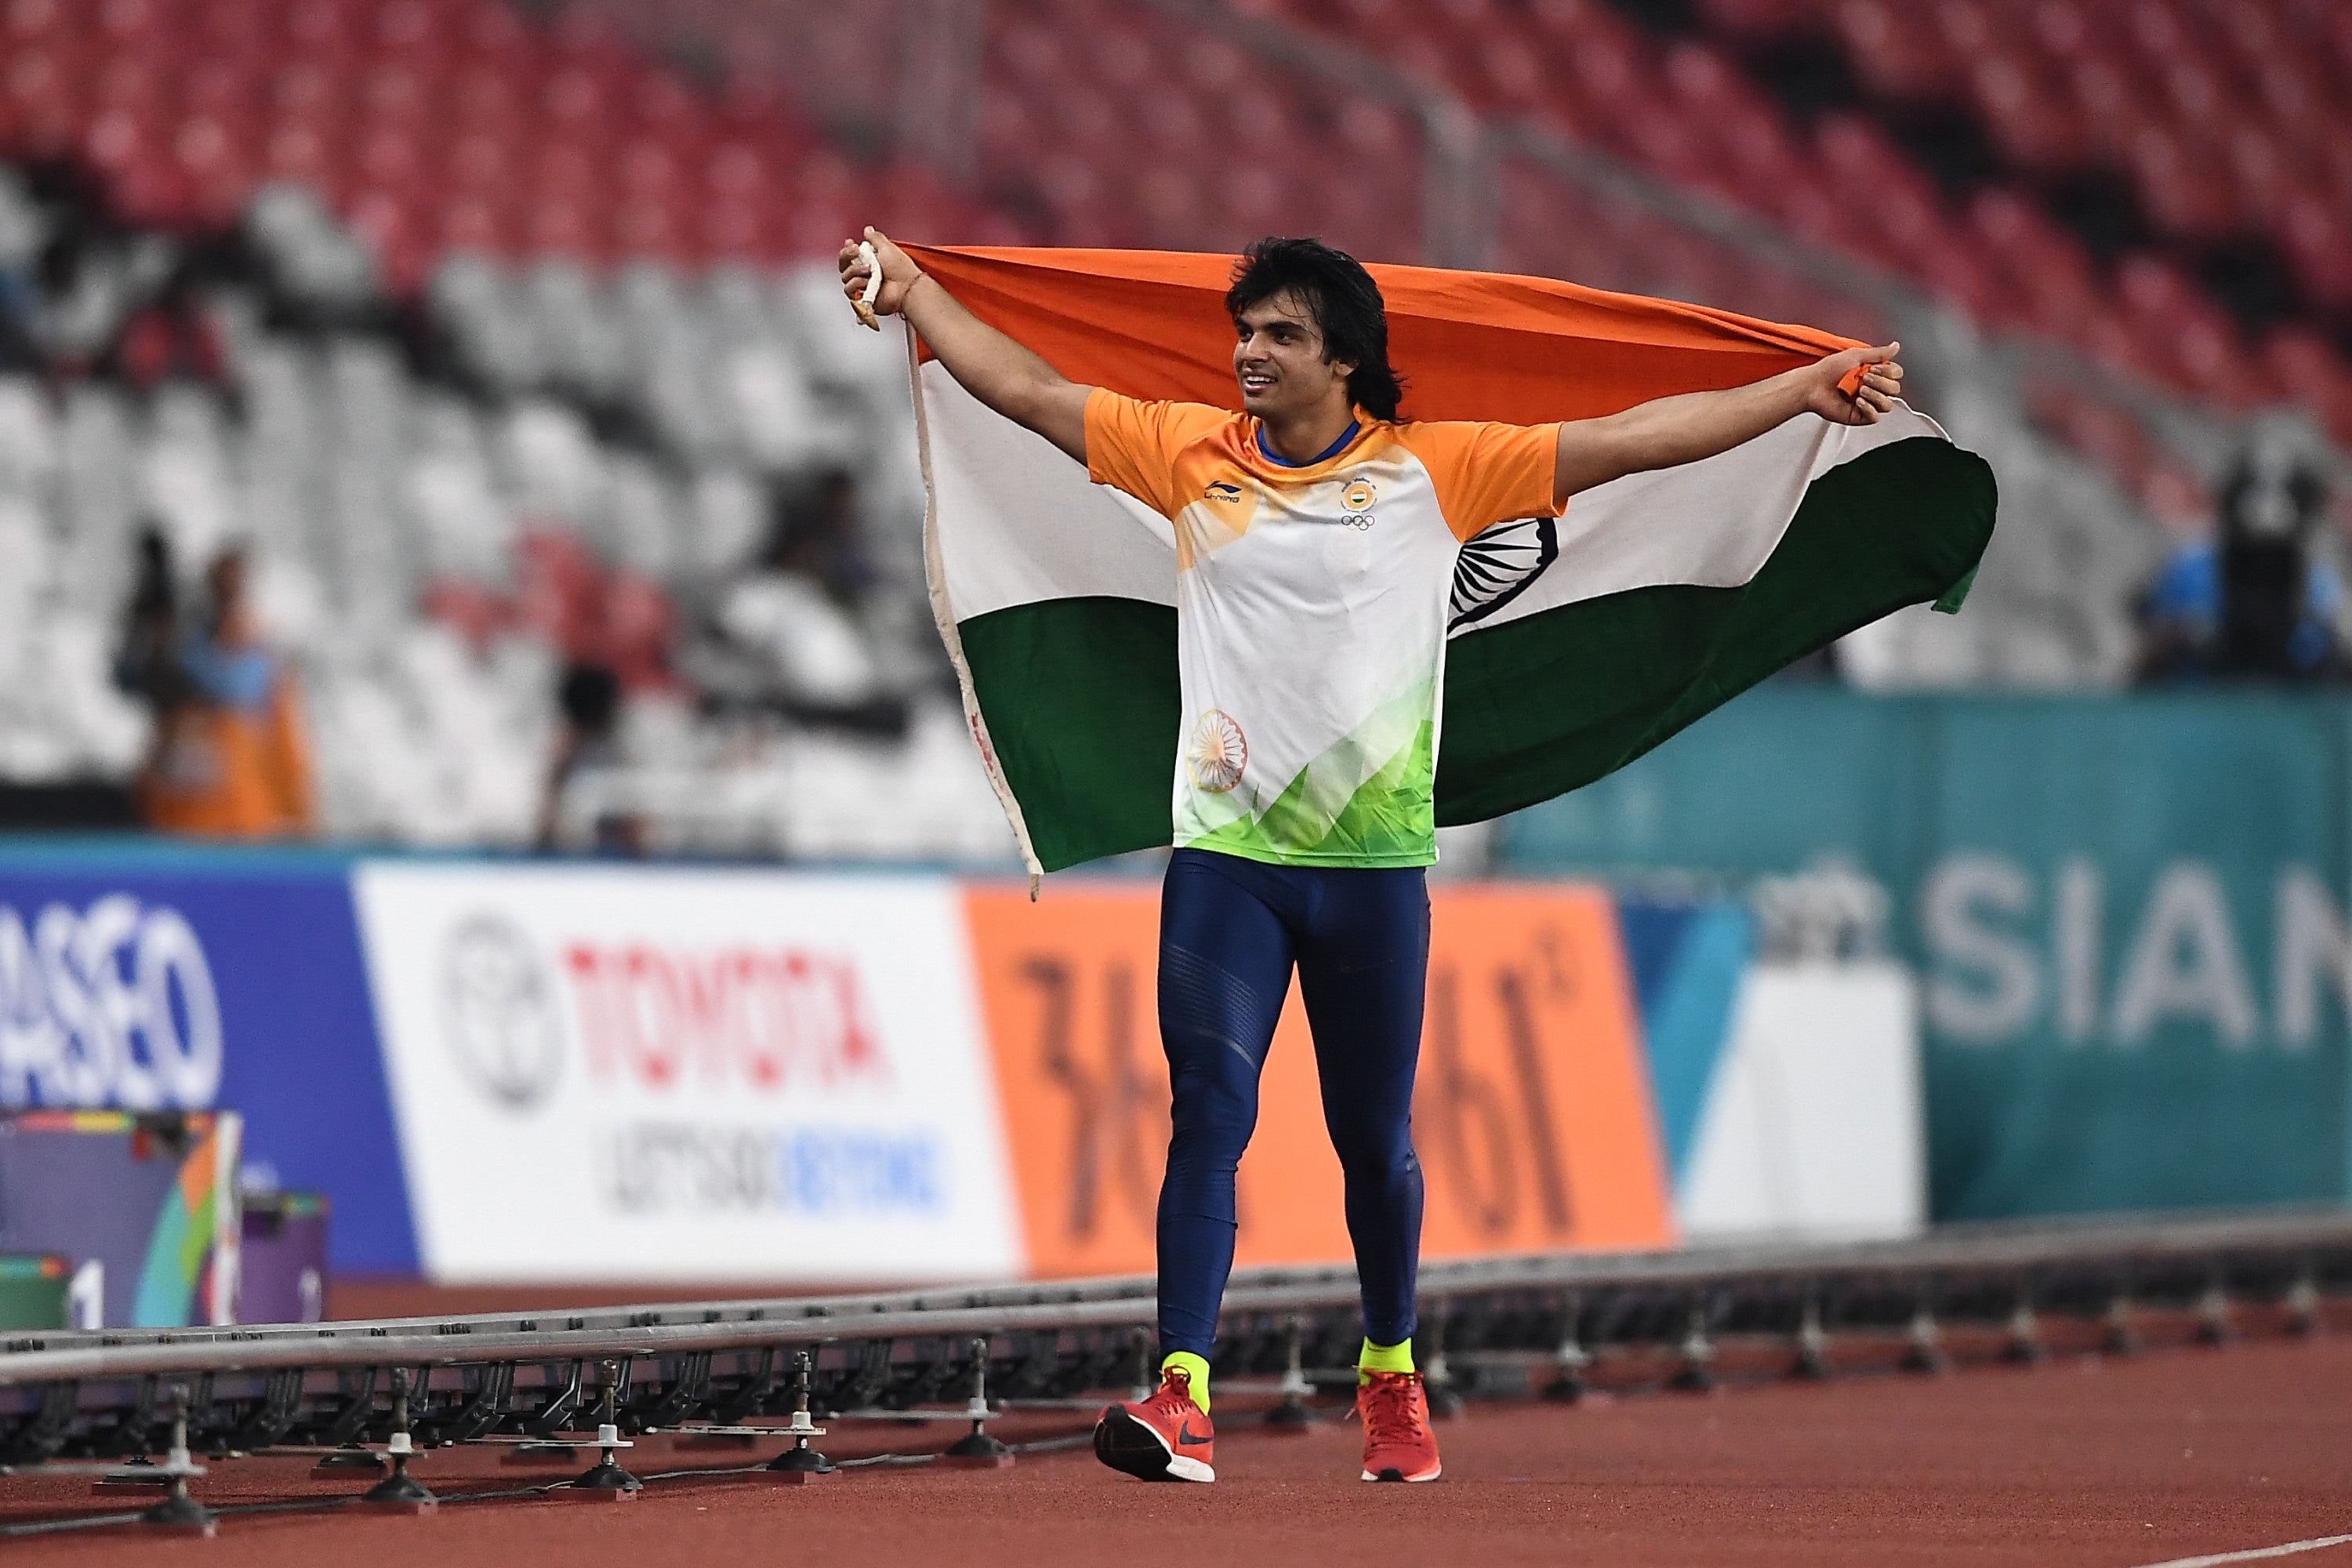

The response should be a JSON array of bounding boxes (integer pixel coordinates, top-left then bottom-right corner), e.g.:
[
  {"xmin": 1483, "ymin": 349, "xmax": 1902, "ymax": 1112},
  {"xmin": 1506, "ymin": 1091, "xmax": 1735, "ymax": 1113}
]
[
  {"xmin": 1338, "ymin": 477, "xmax": 1377, "ymax": 531},
  {"xmin": 1185, "ymin": 710, "xmax": 1248, "ymax": 793}
]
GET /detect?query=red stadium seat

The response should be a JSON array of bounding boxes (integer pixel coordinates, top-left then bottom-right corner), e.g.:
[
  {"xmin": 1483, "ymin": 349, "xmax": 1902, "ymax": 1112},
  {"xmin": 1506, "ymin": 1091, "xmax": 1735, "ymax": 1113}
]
[
  {"xmin": 524, "ymin": 197, "xmax": 604, "ymax": 264},
  {"xmin": 2281, "ymin": 194, "xmax": 2352, "ymax": 310},
  {"xmin": 1834, "ymin": 0, "xmax": 1948, "ymax": 99},
  {"xmin": 1555, "ymin": 24, "xmax": 1646, "ymax": 124},
  {"xmin": 2223, "ymin": 127, "xmax": 2296, "ymax": 230},
  {"xmin": 4, "ymin": 0, "xmax": 69, "ymax": 45},
  {"xmin": 1694, "ymin": 0, "xmax": 1817, "ymax": 39},
  {"xmin": 613, "ymin": 196, "xmax": 689, "ymax": 265},
  {"xmin": 2262, "ymin": 328, "xmax": 2352, "ymax": 444},
  {"xmin": 281, "ymin": 0, "xmax": 358, "ymax": 60},
  {"xmin": 261, "ymin": 120, "xmax": 330, "ymax": 187},
  {"xmin": 1969, "ymin": 53, "xmax": 2089, "ymax": 171},
  {"xmin": 437, "ymin": 191, "xmax": 510, "ymax": 258},
  {"xmin": 1462, "ymin": 34, "xmax": 1549, "ymax": 115},
  {"xmin": 2124, "ymin": 125, "xmax": 2234, "ymax": 239}
]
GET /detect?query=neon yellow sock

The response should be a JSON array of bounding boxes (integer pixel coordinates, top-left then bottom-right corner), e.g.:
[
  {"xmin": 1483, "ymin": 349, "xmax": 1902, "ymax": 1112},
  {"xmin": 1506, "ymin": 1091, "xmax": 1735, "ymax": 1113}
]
[
  {"xmin": 1161, "ymin": 1350, "xmax": 1211, "ymax": 1413},
  {"xmin": 1359, "ymin": 1337, "xmax": 1415, "ymax": 1381}
]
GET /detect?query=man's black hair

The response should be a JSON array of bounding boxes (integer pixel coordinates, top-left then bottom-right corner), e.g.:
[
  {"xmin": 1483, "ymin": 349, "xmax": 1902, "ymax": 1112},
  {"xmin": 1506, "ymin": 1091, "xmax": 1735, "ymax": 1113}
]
[{"xmin": 1225, "ymin": 238, "xmax": 1404, "ymax": 421}]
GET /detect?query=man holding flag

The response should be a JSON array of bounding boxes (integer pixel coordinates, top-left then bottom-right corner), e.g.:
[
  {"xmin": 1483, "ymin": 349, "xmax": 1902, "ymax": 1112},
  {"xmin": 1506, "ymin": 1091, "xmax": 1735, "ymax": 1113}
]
[{"xmin": 840, "ymin": 229, "xmax": 1990, "ymax": 1486}]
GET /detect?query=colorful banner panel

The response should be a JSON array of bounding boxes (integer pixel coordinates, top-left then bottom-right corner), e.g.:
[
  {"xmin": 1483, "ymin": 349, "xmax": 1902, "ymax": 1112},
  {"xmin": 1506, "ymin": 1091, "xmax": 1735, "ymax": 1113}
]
[
  {"xmin": 0, "ymin": 1111, "xmax": 240, "ymax": 1328},
  {"xmin": 0, "ymin": 866, "xmax": 411, "ymax": 1274},
  {"xmin": 965, "ymin": 880, "xmax": 1674, "ymax": 1279}
]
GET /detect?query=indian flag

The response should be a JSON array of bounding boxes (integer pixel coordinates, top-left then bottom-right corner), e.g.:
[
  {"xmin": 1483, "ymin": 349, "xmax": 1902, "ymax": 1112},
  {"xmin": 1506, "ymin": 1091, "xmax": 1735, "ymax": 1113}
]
[{"xmin": 902, "ymin": 245, "xmax": 1996, "ymax": 877}]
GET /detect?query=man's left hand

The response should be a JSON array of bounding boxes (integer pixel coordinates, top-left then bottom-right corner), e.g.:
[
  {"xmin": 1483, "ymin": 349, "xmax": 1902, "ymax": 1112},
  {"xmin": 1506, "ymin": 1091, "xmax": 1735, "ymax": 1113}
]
[{"xmin": 1802, "ymin": 342, "xmax": 1904, "ymax": 426}]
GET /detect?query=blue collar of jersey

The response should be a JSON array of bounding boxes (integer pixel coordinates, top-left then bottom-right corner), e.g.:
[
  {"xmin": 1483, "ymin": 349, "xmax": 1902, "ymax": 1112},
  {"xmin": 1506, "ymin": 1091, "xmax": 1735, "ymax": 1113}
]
[{"xmin": 1256, "ymin": 419, "xmax": 1360, "ymax": 468}]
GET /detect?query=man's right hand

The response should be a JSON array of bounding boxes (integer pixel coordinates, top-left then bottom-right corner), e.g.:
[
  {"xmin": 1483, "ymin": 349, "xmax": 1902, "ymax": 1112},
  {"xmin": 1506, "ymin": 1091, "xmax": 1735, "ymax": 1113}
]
[
  {"xmin": 839, "ymin": 227, "xmax": 924, "ymax": 321},
  {"xmin": 837, "ymin": 227, "xmax": 1094, "ymax": 464}
]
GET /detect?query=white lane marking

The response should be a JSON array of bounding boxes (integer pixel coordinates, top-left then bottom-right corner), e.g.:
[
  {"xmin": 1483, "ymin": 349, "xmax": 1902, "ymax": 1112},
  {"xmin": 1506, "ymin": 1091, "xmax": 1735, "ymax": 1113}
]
[{"xmin": 2132, "ymin": 1534, "xmax": 2352, "ymax": 1568}]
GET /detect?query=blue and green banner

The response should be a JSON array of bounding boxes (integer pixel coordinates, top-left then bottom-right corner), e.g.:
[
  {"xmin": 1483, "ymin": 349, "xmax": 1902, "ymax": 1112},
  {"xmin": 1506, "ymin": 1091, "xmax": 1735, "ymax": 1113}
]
[{"xmin": 1502, "ymin": 686, "xmax": 2352, "ymax": 1220}]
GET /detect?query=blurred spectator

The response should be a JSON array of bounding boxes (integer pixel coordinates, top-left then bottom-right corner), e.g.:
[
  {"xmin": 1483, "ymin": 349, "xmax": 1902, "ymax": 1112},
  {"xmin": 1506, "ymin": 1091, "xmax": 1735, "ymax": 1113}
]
[
  {"xmin": 0, "ymin": 170, "xmax": 45, "ymax": 375},
  {"xmin": 140, "ymin": 544, "xmax": 317, "ymax": 837},
  {"xmin": 112, "ymin": 526, "xmax": 191, "ymax": 717},
  {"xmin": 108, "ymin": 265, "xmax": 228, "ymax": 394},
  {"xmin": 539, "ymin": 661, "xmax": 642, "ymax": 854},
  {"xmin": 113, "ymin": 525, "xmax": 196, "ymax": 811},
  {"xmin": 33, "ymin": 230, "xmax": 161, "ymax": 379},
  {"xmin": 694, "ymin": 468, "xmax": 903, "ymax": 728},
  {"xmin": 2134, "ymin": 433, "xmax": 2343, "ymax": 683},
  {"xmin": 767, "ymin": 468, "xmax": 879, "ymax": 608}
]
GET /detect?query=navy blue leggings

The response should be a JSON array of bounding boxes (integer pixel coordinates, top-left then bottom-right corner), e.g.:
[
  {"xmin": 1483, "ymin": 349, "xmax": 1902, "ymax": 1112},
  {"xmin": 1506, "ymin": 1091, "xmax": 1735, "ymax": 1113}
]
[{"xmin": 1155, "ymin": 847, "xmax": 1429, "ymax": 1358}]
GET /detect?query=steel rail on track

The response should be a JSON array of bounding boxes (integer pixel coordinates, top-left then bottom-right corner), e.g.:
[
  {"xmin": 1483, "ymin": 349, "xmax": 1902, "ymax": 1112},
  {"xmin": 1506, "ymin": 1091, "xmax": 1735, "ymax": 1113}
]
[
  {"xmin": 3, "ymin": 1207, "xmax": 2350, "ymax": 1483},
  {"xmin": 9, "ymin": 1207, "xmax": 2352, "ymax": 1380}
]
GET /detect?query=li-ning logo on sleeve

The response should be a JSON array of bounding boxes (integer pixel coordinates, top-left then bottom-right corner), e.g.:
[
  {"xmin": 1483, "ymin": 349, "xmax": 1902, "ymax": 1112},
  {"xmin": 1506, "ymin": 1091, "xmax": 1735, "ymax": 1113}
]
[{"xmin": 1204, "ymin": 481, "xmax": 1245, "ymax": 505}]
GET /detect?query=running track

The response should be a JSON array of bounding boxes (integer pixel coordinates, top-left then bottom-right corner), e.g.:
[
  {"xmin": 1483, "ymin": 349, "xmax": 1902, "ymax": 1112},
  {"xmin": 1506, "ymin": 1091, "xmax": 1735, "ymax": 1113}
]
[{"xmin": 7, "ymin": 1332, "xmax": 2351, "ymax": 1566}]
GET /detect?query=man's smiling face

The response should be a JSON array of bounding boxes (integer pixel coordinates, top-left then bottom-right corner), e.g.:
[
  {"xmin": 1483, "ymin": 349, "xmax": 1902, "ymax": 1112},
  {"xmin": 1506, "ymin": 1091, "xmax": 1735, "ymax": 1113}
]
[{"xmin": 1232, "ymin": 289, "xmax": 1356, "ymax": 423}]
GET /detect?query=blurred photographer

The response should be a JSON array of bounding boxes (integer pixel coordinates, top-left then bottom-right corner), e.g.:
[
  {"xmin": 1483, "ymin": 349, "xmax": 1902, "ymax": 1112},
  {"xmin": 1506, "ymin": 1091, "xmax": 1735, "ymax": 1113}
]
[
  {"xmin": 2136, "ymin": 429, "xmax": 2343, "ymax": 683},
  {"xmin": 137, "ymin": 543, "xmax": 316, "ymax": 838}
]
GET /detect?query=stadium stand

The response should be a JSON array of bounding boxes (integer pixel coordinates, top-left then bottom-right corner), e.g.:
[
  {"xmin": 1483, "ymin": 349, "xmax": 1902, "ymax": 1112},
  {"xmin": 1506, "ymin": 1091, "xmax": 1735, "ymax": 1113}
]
[
  {"xmin": 1245, "ymin": 0, "xmax": 2346, "ymax": 466},
  {"xmin": 0, "ymin": 0, "xmax": 2339, "ymax": 851},
  {"xmin": 0, "ymin": 0, "xmax": 1014, "ymax": 280},
  {"xmin": 1200, "ymin": 0, "xmax": 2339, "ymax": 686},
  {"xmin": 973, "ymin": 0, "xmax": 1428, "ymax": 260},
  {"xmin": 586, "ymin": 0, "xmax": 2242, "ymax": 677},
  {"xmin": 0, "ymin": 156, "xmax": 1019, "ymax": 851},
  {"xmin": 1680, "ymin": 0, "xmax": 2352, "ymax": 445},
  {"xmin": 0, "ymin": 0, "xmax": 1020, "ymax": 849}
]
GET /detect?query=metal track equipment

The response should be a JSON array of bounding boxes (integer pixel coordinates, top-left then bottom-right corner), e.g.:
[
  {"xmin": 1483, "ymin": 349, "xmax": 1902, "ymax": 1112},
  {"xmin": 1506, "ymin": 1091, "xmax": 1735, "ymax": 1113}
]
[{"xmin": 2, "ymin": 1208, "xmax": 2348, "ymax": 1530}]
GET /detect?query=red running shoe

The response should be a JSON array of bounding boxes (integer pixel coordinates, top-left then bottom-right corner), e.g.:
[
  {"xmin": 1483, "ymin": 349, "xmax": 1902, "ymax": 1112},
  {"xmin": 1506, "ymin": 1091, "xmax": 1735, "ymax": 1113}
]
[
  {"xmin": 1358, "ymin": 1370, "xmax": 1442, "ymax": 1482},
  {"xmin": 1094, "ymin": 1365, "xmax": 1215, "ymax": 1483}
]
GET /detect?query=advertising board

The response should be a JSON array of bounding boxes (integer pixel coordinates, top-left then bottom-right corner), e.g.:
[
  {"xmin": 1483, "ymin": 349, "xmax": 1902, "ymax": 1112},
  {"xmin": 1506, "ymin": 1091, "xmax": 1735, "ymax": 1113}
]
[
  {"xmin": 1502, "ymin": 687, "xmax": 2352, "ymax": 1219},
  {"xmin": 0, "ymin": 851, "xmax": 1715, "ymax": 1286},
  {"xmin": 964, "ymin": 880, "xmax": 1674, "ymax": 1279},
  {"xmin": 0, "ymin": 866, "xmax": 412, "ymax": 1274},
  {"xmin": 1676, "ymin": 962, "xmax": 1924, "ymax": 1240},
  {"xmin": 352, "ymin": 865, "xmax": 1023, "ymax": 1283}
]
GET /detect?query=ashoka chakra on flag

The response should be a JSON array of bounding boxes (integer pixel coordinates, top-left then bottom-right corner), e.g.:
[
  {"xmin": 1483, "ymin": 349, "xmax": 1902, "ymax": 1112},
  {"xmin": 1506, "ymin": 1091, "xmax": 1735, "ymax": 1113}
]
[{"xmin": 902, "ymin": 245, "xmax": 1997, "ymax": 878}]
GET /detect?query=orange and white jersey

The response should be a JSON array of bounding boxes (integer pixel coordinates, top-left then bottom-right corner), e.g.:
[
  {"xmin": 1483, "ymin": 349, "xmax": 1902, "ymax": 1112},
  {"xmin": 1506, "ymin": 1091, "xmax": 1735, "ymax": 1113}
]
[{"xmin": 1086, "ymin": 389, "xmax": 1560, "ymax": 867}]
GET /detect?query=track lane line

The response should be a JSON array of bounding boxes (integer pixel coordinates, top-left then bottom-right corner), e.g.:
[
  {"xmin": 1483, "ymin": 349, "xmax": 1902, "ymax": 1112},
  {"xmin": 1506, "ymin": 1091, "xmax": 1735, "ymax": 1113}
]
[{"xmin": 2132, "ymin": 1534, "xmax": 2352, "ymax": 1567}]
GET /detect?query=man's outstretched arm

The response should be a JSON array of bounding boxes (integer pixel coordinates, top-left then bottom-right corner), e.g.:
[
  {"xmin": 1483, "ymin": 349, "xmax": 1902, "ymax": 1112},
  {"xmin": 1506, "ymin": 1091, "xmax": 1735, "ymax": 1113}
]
[
  {"xmin": 1552, "ymin": 343, "xmax": 1904, "ymax": 506},
  {"xmin": 840, "ymin": 228, "xmax": 1093, "ymax": 463}
]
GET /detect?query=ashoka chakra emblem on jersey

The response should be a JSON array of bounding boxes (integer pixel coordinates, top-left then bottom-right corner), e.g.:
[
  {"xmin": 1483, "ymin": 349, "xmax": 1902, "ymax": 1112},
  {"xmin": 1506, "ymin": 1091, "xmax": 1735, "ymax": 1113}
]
[{"xmin": 1186, "ymin": 710, "xmax": 1248, "ymax": 793}]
